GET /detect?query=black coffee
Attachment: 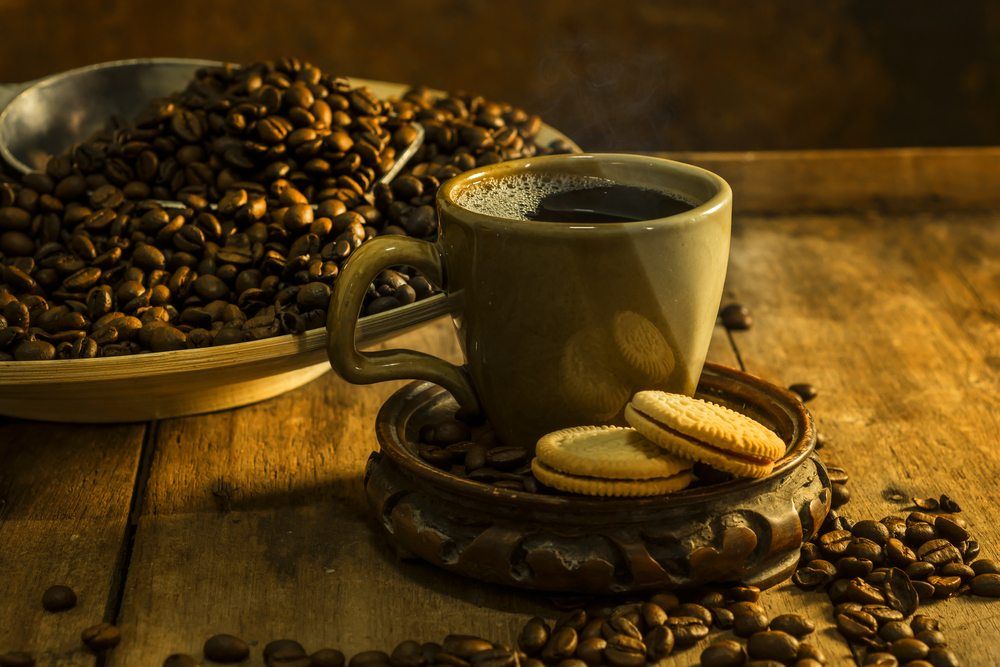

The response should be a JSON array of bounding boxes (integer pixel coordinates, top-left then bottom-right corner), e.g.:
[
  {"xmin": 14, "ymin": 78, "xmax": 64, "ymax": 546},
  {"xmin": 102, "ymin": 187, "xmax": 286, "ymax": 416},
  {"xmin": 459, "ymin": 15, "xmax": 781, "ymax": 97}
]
[
  {"xmin": 455, "ymin": 174, "xmax": 695, "ymax": 223},
  {"xmin": 527, "ymin": 184, "xmax": 695, "ymax": 223}
]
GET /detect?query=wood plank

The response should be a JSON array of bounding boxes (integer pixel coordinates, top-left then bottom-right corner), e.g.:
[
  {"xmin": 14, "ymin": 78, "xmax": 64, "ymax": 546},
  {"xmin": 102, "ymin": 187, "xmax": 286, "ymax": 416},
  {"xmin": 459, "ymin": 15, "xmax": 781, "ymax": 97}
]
[
  {"xmin": 109, "ymin": 318, "xmax": 748, "ymax": 665},
  {"xmin": 722, "ymin": 209, "xmax": 1000, "ymax": 665},
  {"xmin": 660, "ymin": 148, "xmax": 1000, "ymax": 215},
  {"xmin": 0, "ymin": 421, "xmax": 146, "ymax": 666}
]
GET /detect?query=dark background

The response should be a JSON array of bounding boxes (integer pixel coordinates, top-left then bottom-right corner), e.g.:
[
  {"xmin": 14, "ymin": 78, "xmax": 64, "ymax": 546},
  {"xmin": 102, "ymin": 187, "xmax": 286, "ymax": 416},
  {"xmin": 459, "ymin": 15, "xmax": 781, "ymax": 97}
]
[{"xmin": 0, "ymin": 0, "xmax": 996, "ymax": 152}]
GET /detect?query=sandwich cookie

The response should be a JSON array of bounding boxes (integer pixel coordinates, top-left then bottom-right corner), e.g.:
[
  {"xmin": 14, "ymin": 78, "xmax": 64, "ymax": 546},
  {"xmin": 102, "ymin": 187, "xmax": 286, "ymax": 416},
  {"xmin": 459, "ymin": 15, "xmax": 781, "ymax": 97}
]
[
  {"xmin": 531, "ymin": 425, "xmax": 694, "ymax": 497},
  {"xmin": 624, "ymin": 390, "xmax": 786, "ymax": 479}
]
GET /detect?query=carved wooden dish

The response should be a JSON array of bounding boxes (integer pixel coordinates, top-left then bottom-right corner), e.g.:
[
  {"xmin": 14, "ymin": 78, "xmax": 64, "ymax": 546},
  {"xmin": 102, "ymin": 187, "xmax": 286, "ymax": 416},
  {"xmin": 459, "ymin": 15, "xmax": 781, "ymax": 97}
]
[{"xmin": 366, "ymin": 362, "xmax": 831, "ymax": 594}]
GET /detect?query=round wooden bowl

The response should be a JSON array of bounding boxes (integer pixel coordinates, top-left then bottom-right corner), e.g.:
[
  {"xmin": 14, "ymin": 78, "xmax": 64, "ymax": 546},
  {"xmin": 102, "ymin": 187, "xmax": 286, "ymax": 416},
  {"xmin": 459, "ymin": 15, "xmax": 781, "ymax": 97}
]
[
  {"xmin": 0, "ymin": 67, "xmax": 579, "ymax": 423},
  {"xmin": 366, "ymin": 363, "xmax": 832, "ymax": 594}
]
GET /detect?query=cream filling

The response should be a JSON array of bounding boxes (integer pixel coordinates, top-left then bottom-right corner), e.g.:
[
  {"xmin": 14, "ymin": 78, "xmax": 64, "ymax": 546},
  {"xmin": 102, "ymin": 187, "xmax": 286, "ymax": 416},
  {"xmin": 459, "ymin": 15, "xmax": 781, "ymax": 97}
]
[
  {"xmin": 631, "ymin": 406, "xmax": 776, "ymax": 465},
  {"xmin": 536, "ymin": 459, "xmax": 690, "ymax": 483}
]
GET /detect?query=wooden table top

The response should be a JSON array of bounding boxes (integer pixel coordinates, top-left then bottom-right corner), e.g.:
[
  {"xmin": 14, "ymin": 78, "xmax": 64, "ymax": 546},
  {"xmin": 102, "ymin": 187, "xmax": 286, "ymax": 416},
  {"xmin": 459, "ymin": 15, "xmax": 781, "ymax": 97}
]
[{"xmin": 1, "ymin": 147, "xmax": 998, "ymax": 666}]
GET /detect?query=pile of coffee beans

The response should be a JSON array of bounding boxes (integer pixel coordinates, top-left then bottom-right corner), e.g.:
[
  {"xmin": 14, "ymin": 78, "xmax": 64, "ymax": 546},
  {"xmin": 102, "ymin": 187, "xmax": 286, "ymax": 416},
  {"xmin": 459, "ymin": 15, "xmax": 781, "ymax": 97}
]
[
  {"xmin": 0, "ymin": 58, "xmax": 569, "ymax": 360},
  {"xmin": 415, "ymin": 416, "xmax": 536, "ymax": 492},
  {"xmin": 792, "ymin": 491, "xmax": 996, "ymax": 664}
]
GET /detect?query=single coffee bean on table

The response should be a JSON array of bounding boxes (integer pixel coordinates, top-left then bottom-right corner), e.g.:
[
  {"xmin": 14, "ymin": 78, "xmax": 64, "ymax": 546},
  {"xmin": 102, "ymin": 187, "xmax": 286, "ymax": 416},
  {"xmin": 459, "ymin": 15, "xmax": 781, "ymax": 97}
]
[
  {"xmin": 203, "ymin": 633, "xmax": 250, "ymax": 663},
  {"xmin": 162, "ymin": 654, "xmax": 199, "ymax": 667},
  {"xmin": 40, "ymin": 584, "xmax": 77, "ymax": 612},
  {"xmin": 81, "ymin": 622, "xmax": 121, "ymax": 651},
  {"xmin": 719, "ymin": 303, "xmax": 752, "ymax": 330}
]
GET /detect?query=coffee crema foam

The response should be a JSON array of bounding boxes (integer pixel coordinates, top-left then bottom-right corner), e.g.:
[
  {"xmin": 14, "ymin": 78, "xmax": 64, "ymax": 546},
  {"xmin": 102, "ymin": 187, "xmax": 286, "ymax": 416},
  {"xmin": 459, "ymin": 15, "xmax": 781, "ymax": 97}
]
[{"xmin": 455, "ymin": 174, "xmax": 617, "ymax": 221}]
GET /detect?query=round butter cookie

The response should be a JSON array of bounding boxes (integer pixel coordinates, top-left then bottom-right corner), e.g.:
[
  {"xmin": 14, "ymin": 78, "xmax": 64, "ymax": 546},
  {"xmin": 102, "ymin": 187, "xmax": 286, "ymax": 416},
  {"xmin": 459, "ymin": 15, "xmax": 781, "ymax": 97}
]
[
  {"xmin": 532, "ymin": 425, "xmax": 693, "ymax": 497},
  {"xmin": 624, "ymin": 390, "xmax": 786, "ymax": 479}
]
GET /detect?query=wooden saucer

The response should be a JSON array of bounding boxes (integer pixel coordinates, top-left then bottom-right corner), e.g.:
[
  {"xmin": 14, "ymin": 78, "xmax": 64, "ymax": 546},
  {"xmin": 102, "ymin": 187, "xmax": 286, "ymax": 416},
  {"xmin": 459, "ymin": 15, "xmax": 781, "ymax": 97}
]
[{"xmin": 366, "ymin": 362, "xmax": 832, "ymax": 594}]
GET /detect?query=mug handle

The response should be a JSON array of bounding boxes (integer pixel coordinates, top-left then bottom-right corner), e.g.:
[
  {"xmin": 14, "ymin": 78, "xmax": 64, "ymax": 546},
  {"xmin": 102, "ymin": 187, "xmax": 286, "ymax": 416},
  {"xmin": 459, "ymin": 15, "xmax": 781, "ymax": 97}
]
[{"xmin": 326, "ymin": 235, "xmax": 481, "ymax": 414}]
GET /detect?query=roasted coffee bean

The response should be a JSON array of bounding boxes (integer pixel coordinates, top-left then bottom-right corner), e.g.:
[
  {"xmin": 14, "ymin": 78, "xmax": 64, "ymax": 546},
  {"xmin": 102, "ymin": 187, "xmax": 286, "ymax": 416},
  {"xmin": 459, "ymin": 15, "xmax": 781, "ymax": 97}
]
[
  {"xmin": 643, "ymin": 625, "xmax": 674, "ymax": 660},
  {"xmin": 879, "ymin": 620, "xmax": 915, "ymax": 642},
  {"xmin": 906, "ymin": 561, "xmax": 936, "ymax": 579},
  {"xmin": 927, "ymin": 574, "xmax": 962, "ymax": 598},
  {"xmin": 864, "ymin": 605, "xmax": 904, "ymax": 625},
  {"xmin": 793, "ymin": 559, "xmax": 837, "ymax": 589},
  {"xmin": 886, "ymin": 538, "xmax": 917, "ymax": 566},
  {"xmin": 769, "ymin": 614, "xmax": 814, "ymax": 637},
  {"xmin": 939, "ymin": 562, "xmax": 975, "ymax": 580},
  {"xmin": 788, "ymin": 383, "xmax": 817, "ymax": 402},
  {"xmin": 933, "ymin": 516, "xmax": 969, "ymax": 544},
  {"xmin": 863, "ymin": 653, "xmax": 899, "ymax": 666},
  {"xmin": 674, "ymin": 603, "xmax": 712, "ymax": 627},
  {"xmin": 912, "ymin": 580, "xmax": 936, "ymax": 602},
  {"xmin": 917, "ymin": 539, "xmax": 963, "ymax": 566},
  {"xmin": 665, "ymin": 617, "xmax": 708, "ymax": 647},
  {"xmin": 639, "ymin": 601, "xmax": 667, "ymax": 628},
  {"xmin": 853, "ymin": 520, "xmax": 890, "ymax": 544},
  {"xmin": 81, "ymin": 622, "xmax": 121, "ymax": 651},
  {"xmin": 699, "ymin": 639, "xmax": 745, "ymax": 667},
  {"xmin": 747, "ymin": 631, "xmax": 799, "ymax": 662},
  {"xmin": 575, "ymin": 637, "xmax": 606, "ymax": 666},
  {"xmin": 971, "ymin": 572, "xmax": 1000, "ymax": 597},
  {"xmin": 719, "ymin": 303, "xmax": 752, "ymax": 330},
  {"xmin": 883, "ymin": 567, "xmax": 918, "ymax": 615},
  {"xmin": 819, "ymin": 530, "xmax": 853, "ymax": 557},
  {"xmin": 311, "ymin": 649, "xmax": 346, "ymax": 667},
  {"xmin": 266, "ymin": 639, "xmax": 308, "ymax": 663},
  {"xmin": 729, "ymin": 585, "xmax": 761, "ymax": 602},
  {"xmin": 911, "ymin": 616, "xmax": 941, "ymax": 634},
  {"xmin": 971, "ymin": 558, "xmax": 1000, "ymax": 575},
  {"xmin": 203, "ymin": 634, "xmax": 250, "ymax": 663},
  {"xmin": 41, "ymin": 584, "xmax": 77, "ymax": 612},
  {"xmin": 938, "ymin": 494, "xmax": 961, "ymax": 513},
  {"xmin": 731, "ymin": 604, "xmax": 769, "ymax": 638},
  {"xmin": 847, "ymin": 578, "xmax": 886, "ymax": 605},
  {"xmin": 925, "ymin": 647, "xmax": 960, "ymax": 667},
  {"xmin": 915, "ymin": 630, "xmax": 947, "ymax": 648},
  {"xmin": 913, "ymin": 497, "xmax": 941, "ymax": 511},
  {"xmin": 890, "ymin": 638, "xmax": 929, "ymax": 661},
  {"xmin": 602, "ymin": 617, "xmax": 641, "ymax": 642},
  {"xmin": 602, "ymin": 636, "xmax": 645, "ymax": 667},
  {"xmin": 835, "ymin": 609, "xmax": 878, "ymax": 640},
  {"xmin": 162, "ymin": 654, "xmax": 199, "ymax": 667},
  {"xmin": 831, "ymin": 483, "xmax": 851, "ymax": 508},
  {"xmin": 710, "ymin": 607, "xmax": 734, "ymax": 630},
  {"xmin": 517, "ymin": 617, "xmax": 549, "ymax": 655},
  {"xmin": 540, "ymin": 628, "xmax": 577, "ymax": 662}
]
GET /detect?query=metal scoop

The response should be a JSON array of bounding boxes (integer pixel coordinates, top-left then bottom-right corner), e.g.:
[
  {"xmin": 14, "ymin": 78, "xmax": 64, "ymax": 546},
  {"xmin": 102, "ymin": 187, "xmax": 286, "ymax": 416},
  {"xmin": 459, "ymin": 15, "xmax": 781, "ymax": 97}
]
[{"xmin": 0, "ymin": 58, "xmax": 424, "ymax": 195}]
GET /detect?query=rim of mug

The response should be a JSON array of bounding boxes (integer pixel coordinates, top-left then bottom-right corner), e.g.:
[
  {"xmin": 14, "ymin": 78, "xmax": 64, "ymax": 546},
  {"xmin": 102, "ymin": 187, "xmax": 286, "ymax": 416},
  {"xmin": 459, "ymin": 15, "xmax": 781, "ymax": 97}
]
[{"xmin": 437, "ymin": 152, "xmax": 731, "ymax": 232}]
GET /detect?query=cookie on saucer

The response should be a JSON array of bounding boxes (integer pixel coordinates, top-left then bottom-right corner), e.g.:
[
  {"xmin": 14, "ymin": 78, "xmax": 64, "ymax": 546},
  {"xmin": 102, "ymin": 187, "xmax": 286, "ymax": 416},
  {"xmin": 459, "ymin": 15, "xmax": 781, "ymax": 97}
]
[
  {"xmin": 532, "ymin": 425, "xmax": 693, "ymax": 497},
  {"xmin": 624, "ymin": 390, "xmax": 786, "ymax": 478}
]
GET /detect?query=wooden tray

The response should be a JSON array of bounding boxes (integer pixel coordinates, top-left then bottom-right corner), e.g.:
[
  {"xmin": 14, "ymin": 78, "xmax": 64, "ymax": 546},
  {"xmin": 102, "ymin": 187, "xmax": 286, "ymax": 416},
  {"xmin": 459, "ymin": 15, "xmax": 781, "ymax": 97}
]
[
  {"xmin": 0, "ymin": 68, "xmax": 579, "ymax": 423},
  {"xmin": 366, "ymin": 363, "xmax": 831, "ymax": 594}
]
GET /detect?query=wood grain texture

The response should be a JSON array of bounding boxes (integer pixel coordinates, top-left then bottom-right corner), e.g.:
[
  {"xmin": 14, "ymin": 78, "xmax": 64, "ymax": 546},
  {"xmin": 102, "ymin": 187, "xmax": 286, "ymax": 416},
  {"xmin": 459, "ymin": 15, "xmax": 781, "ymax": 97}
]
[
  {"xmin": 725, "ymin": 209, "xmax": 1000, "ymax": 665},
  {"xmin": 0, "ymin": 421, "xmax": 146, "ymax": 666}
]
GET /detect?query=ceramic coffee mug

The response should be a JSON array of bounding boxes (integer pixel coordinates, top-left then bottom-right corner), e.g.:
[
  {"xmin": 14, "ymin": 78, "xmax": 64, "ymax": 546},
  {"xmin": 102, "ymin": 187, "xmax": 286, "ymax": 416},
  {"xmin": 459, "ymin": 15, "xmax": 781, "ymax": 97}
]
[{"xmin": 327, "ymin": 153, "xmax": 732, "ymax": 448}]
